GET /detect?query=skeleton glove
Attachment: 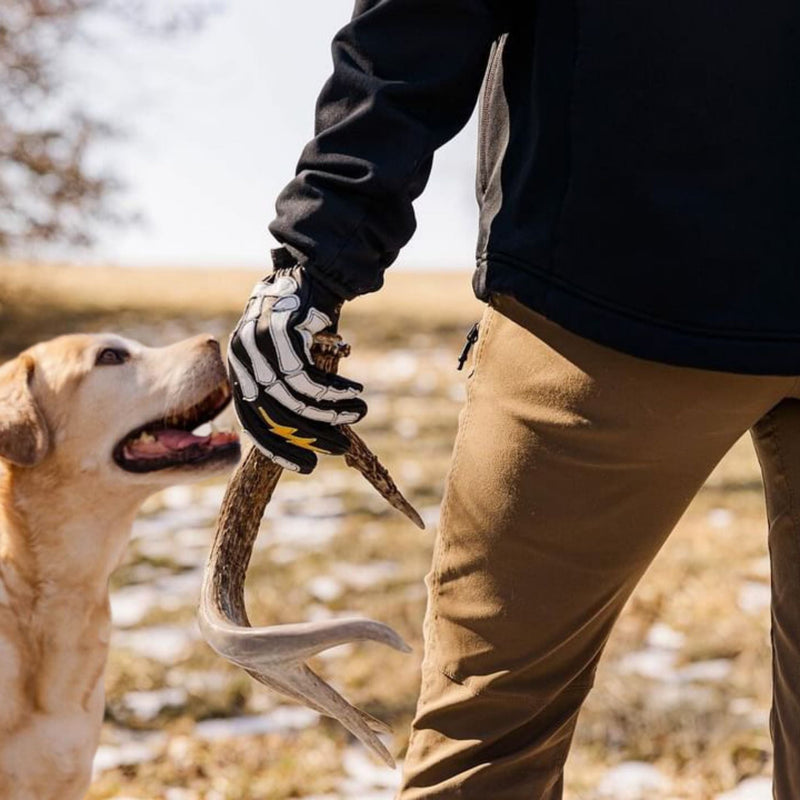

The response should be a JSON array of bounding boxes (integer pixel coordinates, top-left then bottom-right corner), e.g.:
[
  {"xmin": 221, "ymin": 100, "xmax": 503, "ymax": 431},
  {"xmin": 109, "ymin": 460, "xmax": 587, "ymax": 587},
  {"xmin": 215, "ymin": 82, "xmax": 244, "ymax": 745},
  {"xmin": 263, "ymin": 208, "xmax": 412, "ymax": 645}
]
[{"xmin": 228, "ymin": 261, "xmax": 367, "ymax": 474}]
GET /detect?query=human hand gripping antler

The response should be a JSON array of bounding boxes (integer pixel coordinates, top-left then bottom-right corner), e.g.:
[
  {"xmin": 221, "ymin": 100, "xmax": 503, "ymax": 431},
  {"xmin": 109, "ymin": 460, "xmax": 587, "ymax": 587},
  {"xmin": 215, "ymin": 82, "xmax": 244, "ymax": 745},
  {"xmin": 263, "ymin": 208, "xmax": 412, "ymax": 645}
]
[{"xmin": 199, "ymin": 332, "xmax": 424, "ymax": 768}]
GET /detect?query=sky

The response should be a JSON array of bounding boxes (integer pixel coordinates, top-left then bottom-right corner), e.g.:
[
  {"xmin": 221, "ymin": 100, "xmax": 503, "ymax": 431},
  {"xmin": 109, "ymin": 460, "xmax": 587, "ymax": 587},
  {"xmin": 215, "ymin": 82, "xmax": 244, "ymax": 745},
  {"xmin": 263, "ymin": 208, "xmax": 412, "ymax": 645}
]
[{"xmin": 71, "ymin": 0, "xmax": 481, "ymax": 271}]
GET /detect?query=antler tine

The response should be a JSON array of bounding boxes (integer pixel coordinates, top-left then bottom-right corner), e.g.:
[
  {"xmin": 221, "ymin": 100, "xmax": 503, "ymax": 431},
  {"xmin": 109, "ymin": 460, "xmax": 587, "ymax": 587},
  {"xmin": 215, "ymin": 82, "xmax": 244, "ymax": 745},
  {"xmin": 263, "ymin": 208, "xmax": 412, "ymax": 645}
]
[
  {"xmin": 343, "ymin": 428, "xmax": 425, "ymax": 529},
  {"xmin": 199, "ymin": 589, "xmax": 408, "ymax": 766},
  {"xmin": 243, "ymin": 667, "xmax": 394, "ymax": 735},
  {"xmin": 199, "ymin": 333, "xmax": 420, "ymax": 766},
  {"xmin": 201, "ymin": 617, "xmax": 411, "ymax": 668}
]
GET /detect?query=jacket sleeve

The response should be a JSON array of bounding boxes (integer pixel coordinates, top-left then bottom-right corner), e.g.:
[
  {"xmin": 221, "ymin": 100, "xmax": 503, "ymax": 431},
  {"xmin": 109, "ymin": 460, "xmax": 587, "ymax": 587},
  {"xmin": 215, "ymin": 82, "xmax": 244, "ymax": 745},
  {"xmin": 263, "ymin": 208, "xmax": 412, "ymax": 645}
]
[{"xmin": 268, "ymin": 0, "xmax": 505, "ymax": 299}]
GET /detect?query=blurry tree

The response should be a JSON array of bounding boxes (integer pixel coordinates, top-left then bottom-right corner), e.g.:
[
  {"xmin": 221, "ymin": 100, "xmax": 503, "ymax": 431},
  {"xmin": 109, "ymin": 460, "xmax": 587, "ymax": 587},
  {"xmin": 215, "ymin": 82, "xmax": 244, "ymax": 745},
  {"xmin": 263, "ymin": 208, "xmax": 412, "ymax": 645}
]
[{"xmin": 0, "ymin": 0, "xmax": 214, "ymax": 251}]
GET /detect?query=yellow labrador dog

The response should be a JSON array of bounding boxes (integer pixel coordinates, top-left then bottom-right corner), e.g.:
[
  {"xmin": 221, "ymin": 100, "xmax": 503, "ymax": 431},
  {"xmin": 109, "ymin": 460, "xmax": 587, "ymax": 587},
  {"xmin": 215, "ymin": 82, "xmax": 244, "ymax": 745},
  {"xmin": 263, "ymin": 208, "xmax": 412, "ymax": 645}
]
[{"xmin": 0, "ymin": 332, "xmax": 240, "ymax": 800}]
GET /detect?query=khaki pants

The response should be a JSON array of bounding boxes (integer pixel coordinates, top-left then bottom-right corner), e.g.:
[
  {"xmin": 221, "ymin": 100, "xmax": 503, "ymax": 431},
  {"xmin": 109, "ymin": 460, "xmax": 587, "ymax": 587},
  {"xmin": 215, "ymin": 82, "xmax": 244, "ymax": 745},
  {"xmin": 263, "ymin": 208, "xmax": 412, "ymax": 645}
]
[{"xmin": 398, "ymin": 294, "xmax": 800, "ymax": 799}]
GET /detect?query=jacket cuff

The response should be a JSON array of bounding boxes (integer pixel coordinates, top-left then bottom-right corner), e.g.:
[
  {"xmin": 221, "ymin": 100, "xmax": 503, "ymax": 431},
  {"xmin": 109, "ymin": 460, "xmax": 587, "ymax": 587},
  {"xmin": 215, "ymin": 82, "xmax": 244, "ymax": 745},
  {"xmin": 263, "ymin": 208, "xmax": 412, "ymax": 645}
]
[{"xmin": 270, "ymin": 246, "xmax": 355, "ymax": 301}]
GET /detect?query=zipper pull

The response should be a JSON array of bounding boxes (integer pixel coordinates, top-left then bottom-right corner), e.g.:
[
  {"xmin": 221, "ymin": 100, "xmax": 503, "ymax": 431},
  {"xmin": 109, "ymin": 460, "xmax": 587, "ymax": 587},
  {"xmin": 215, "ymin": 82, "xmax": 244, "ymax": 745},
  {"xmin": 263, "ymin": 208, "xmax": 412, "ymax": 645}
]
[{"xmin": 457, "ymin": 322, "xmax": 480, "ymax": 371}]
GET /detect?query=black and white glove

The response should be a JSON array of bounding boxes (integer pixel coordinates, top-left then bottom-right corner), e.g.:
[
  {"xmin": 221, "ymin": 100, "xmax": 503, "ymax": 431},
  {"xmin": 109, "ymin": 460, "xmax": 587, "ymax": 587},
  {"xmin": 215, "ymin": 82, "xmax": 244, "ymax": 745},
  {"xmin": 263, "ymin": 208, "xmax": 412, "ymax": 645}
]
[{"xmin": 227, "ymin": 259, "xmax": 367, "ymax": 474}]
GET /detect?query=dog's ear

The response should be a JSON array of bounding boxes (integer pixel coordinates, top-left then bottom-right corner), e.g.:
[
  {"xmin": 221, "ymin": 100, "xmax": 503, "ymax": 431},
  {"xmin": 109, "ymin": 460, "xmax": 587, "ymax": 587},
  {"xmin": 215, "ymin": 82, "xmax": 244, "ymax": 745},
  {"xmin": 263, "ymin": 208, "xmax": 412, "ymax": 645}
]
[{"xmin": 0, "ymin": 355, "xmax": 50, "ymax": 467}]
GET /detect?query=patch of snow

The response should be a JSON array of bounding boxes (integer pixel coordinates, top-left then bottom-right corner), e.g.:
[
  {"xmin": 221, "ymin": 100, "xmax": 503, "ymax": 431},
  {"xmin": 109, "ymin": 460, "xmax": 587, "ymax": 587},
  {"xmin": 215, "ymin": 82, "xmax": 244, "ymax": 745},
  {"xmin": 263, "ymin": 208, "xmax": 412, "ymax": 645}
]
[
  {"xmin": 739, "ymin": 581, "xmax": 771, "ymax": 614},
  {"xmin": 381, "ymin": 352, "xmax": 420, "ymax": 381},
  {"xmin": 136, "ymin": 536, "xmax": 182, "ymax": 560},
  {"xmin": 110, "ymin": 584, "xmax": 159, "ymax": 628},
  {"xmin": 174, "ymin": 526, "xmax": 213, "ymax": 549},
  {"xmin": 676, "ymin": 659, "xmax": 733, "ymax": 683},
  {"xmin": 304, "ymin": 496, "xmax": 346, "ymax": 518},
  {"xmin": 123, "ymin": 687, "xmax": 188, "ymax": 721},
  {"xmin": 131, "ymin": 516, "xmax": 173, "ymax": 541},
  {"xmin": 316, "ymin": 643, "xmax": 354, "ymax": 661},
  {"xmin": 618, "ymin": 648, "xmax": 677, "ymax": 680},
  {"xmin": 195, "ymin": 707, "xmax": 318, "ymax": 740},
  {"xmin": 165, "ymin": 789, "xmax": 197, "ymax": 800},
  {"xmin": 597, "ymin": 761, "xmax": 668, "ymax": 799},
  {"xmin": 155, "ymin": 568, "xmax": 204, "ymax": 606},
  {"xmin": 753, "ymin": 710, "xmax": 771, "ymax": 728},
  {"xmin": 420, "ymin": 505, "xmax": 440, "ymax": 529},
  {"xmin": 160, "ymin": 486, "xmax": 195, "ymax": 510},
  {"xmin": 729, "ymin": 697, "xmax": 756, "ymax": 715},
  {"xmin": 338, "ymin": 745, "xmax": 402, "ymax": 797},
  {"xmin": 167, "ymin": 670, "xmax": 229, "ymax": 693},
  {"xmin": 307, "ymin": 604, "xmax": 335, "ymax": 622},
  {"xmin": 619, "ymin": 649, "xmax": 733, "ymax": 685},
  {"xmin": 707, "ymin": 507, "xmax": 734, "ymax": 528},
  {"xmin": 270, "ymin": 515, "xmax": 342, "ymax": 549},
  {"xmin": 158, "ymin": 506, "xmax": 217, "ymax": 533},
  {"xmin": 333, "ymin": 561, "xmax": 399, "ymax": 590},
  {"xmin": 92, "ymin": 732, "xmax": 166, "ymax": 775},
  {"xmin": 114, "ymin": 625, "xmax": 198, "ymax": 663},
  {"xmin": 645, "ymin": 623, "xmax": 686, "ymax": 650},
  {"xmin": 715, "ymin": 776, "xmax": 772, "ymax": 799},
  {"xmin": 647, "ymin": 683, "xmax": 716, "ymax": 714},
  {"xmin": 201, "ymin": 484, "xmax": 228, "ymax": 508},
  {"xmin": 339, "ymin": 793, "xmax": 395, "ymax": 800},
  {"xmin": 308, "ymin": 576, "xmax": 345, "ymax": 603},
  {"xmin": 111, "ymin": 569, "xmax": 204, "ymax": 631}
]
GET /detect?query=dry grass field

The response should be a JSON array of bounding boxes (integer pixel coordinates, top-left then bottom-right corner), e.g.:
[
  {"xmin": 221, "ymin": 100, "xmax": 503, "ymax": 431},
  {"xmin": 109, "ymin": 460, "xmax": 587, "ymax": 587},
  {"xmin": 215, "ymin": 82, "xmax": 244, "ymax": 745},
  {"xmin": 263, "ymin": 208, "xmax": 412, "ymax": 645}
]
[{"xmin": 0, "ymin": 262, "xmax": 781, "ymax": 799}]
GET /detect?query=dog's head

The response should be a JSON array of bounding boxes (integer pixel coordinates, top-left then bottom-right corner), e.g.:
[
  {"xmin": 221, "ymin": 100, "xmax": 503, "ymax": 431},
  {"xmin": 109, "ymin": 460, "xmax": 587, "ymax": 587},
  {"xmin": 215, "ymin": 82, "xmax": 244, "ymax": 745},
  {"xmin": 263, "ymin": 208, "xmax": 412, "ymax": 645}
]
[{"xmin": 0, "ymin": 333, "xmax": 240, "ymax": 491}]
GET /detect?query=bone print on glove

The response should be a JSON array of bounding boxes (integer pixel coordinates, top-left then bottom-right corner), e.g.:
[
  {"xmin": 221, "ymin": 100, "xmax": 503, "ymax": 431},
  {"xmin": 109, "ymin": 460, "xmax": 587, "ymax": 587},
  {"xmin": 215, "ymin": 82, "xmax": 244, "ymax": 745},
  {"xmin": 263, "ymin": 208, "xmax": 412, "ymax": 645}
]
[{"xmin": 227, "ymin": 260, "xmax": 367, "ymax": 474}]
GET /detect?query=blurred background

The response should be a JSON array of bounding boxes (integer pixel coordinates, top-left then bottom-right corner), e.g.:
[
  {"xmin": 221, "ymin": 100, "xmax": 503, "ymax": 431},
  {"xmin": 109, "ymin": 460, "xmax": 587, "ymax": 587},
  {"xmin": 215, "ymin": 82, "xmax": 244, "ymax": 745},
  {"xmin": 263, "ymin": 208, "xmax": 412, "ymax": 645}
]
[{"xmin": 0, "ymin": 2, "xmax": 778, "ymax": 799}]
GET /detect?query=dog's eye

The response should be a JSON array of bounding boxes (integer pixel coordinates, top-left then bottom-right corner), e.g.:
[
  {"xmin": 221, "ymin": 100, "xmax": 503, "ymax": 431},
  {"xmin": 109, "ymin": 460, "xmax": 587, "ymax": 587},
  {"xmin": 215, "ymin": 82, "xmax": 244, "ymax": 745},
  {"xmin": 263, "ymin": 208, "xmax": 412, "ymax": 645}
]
[{"xmin": 95, "ymin": 348, "xmax": 129, "ymax": 366}]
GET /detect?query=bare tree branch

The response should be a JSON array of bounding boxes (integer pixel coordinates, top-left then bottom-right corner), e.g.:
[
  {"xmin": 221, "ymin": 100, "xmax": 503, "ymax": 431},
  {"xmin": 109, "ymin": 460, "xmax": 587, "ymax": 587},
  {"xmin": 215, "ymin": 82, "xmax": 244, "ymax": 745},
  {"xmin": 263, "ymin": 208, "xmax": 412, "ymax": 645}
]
[{"xmin": 0, "ymin": 0, "xmax": 215, "ymax": 252}]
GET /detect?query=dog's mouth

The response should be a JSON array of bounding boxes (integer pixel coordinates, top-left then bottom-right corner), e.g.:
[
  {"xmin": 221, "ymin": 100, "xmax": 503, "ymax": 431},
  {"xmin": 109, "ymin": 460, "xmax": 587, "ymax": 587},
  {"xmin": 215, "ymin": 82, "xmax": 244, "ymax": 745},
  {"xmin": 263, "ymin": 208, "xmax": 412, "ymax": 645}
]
[{"xmin": 113, "ymin": 381, "xmax": 240, "ymax": 473}]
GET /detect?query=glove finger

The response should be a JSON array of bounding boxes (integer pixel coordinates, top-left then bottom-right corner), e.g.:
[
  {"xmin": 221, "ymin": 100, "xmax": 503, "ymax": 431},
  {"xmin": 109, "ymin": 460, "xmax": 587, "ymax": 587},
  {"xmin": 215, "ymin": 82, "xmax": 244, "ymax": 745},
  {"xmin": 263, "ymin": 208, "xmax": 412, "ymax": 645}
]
[
  {"xmin": 296, "ymin": 396, "xmax": 368, "ymax": 426},
  {"xmin": 263, "ymin": 291, "xmax": 312, "ymax": 375},
  {"xmin": 243, "ymin": 314, "xmax": 362, "ymax": 406},
  {"xmin": 232, "ymin": 394, "xmax": 318, "ymax": 474},
  {"xmin": 260, "ymin": 374, "xmax": 366, "ymax": 427},
  {"xmin": 304, "ymin": 364, "xmax": 364, "ymax": 397},
  {"xmin": 229, "ymin": 346, "xmax": 366, "ymax": 427},
  {"xmin": 261, "ymin": 322, "xmax": 363, "ymax": 403}
]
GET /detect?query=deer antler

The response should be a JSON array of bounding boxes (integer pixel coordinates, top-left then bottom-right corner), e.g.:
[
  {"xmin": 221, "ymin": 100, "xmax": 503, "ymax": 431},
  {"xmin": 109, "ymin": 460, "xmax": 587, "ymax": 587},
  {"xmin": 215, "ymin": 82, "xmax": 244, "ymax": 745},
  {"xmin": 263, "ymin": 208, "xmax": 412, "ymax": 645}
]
[{"xmin": 199, "ymin": 334, "xmax": 423, "ymax": 768}]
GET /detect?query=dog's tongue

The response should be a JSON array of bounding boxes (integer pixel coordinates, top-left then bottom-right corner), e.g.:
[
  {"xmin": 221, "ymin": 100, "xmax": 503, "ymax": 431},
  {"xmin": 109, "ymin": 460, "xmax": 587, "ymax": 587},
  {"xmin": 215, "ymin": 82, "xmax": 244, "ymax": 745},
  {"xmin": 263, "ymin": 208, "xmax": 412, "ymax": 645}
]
[
  {"xmin": 159, "ymin": 429, "xmax": 208, "ymax": 450},
  {"xmin": 124, "ymin": 428, "xmax": 239, "ymax": 460},
  {"xmin": 125, "ymin": 429, "xmax": 207, "ymax": 459}
]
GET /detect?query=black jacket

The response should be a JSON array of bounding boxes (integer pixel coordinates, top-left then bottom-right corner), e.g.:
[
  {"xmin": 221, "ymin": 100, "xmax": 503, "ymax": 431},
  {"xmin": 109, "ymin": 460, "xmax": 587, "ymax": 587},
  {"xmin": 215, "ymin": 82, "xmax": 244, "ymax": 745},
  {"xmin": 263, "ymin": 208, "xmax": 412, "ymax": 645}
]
[{"xmin": 270, "ymin": 0, "xmax": 800, "ymax": 375}]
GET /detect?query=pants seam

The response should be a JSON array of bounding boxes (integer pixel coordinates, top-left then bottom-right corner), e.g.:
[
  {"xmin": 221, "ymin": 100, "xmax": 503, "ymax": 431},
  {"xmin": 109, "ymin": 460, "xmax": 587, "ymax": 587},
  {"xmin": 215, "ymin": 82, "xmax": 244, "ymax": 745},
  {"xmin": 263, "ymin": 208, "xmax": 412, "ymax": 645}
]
[{"xmin": 761, "ymin": 411, "xmax": 800, "ymax": 537}]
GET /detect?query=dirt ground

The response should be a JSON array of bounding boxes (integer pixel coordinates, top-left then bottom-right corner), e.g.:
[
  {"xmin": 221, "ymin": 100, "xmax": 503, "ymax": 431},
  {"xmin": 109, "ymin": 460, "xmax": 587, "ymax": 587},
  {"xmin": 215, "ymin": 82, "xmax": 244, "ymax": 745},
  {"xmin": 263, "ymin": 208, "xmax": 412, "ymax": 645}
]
[{"xmin": 0, "ymin": 262, "xmax": 780, "ymax": 799}]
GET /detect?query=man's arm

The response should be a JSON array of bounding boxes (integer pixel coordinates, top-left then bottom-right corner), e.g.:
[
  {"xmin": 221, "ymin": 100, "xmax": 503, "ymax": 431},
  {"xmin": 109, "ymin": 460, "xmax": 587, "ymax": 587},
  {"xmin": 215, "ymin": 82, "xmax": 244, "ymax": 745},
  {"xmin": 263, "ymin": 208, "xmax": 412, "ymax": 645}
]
[
  {"xmin": 270, "ymin": 0, "xmax": 507, "ymax": 299},
  {"xmin": 230, "ymin": 0, "xmax": 506, "ymax": 472}
]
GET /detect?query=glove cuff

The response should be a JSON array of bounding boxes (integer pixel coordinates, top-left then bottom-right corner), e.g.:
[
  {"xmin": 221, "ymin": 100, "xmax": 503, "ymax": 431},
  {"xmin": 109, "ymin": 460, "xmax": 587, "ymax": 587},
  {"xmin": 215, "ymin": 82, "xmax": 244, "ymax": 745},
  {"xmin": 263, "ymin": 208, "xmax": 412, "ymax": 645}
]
[
  {"xmin": 265, "ymin": 248, "xmax": 344, "ymax": 327},
  {"xmin": 269, "ymin": 246, "xmax": 349, "ymax": 304}
]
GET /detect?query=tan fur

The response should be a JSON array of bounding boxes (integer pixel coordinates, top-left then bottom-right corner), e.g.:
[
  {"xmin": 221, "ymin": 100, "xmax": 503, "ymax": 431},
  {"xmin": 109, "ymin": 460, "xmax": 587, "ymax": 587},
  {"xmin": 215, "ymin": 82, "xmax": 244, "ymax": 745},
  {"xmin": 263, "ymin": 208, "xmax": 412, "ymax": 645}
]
[{"xmin": 0, "ymin": 333, "xmax": 238, "ymax": 800}]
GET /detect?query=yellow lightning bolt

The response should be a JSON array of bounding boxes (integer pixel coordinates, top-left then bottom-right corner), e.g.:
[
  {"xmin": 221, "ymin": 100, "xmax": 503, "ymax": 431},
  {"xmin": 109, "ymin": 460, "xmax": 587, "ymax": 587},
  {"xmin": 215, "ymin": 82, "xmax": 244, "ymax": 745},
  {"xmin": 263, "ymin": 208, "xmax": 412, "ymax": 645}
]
[{"xmin": 258, "ymin": 407, "xmax": 332, "ymax": 454}]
